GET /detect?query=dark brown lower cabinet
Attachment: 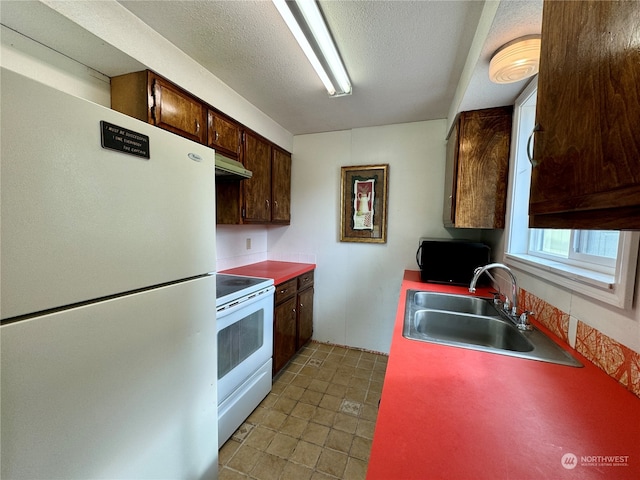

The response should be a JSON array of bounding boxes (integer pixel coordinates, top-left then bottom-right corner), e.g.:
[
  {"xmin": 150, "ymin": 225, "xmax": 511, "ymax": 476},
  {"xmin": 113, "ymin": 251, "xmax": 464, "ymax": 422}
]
[
  {"xmin": 274, "ymin": 295, "xmax": 297, "ymax": 375},
  {"xmin": 296, "ymin": 287, "xmax": 314, "ymax": 349},
  {"xmin": 273, "ymin": 270, "xmax": 315, "ymax": 375}
]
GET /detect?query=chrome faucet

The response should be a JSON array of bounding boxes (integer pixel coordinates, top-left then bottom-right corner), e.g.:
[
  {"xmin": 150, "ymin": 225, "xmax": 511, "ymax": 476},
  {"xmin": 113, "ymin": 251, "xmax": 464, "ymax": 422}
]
[{"xmin": 469, "ymin": 263, "xmax": 533, "ymax": 330}]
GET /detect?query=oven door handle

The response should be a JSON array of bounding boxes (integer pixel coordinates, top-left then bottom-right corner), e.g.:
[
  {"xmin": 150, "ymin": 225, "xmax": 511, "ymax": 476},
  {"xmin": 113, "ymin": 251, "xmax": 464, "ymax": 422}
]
[{"xmin": 216, "ymin": 285, "xmax": 275, "ymax": 318}]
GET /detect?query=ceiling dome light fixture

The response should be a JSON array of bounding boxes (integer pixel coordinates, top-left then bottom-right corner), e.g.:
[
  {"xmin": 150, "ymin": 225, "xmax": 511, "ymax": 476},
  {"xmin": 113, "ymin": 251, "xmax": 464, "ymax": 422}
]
[
  {"xmin": 489, "ymin": 35, "xmax": 541, "ymax": 84},
  {"xmin": 273, "ymin": 0, "xmax": 352, "ymax": 97}
]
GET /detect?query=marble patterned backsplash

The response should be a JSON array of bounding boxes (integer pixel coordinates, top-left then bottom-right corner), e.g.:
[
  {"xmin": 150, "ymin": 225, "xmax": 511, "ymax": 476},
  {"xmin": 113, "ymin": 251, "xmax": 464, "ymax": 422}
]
[{"xmin": 518, "ymin": 289, "xmax": 640, "ymax": 399}]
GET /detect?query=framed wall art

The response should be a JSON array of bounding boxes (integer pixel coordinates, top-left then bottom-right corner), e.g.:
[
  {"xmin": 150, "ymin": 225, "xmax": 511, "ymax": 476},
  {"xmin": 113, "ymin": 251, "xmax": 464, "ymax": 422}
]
[{"xmin": 340, "ymin": 164, "xmax": 389, "ymax": 243}]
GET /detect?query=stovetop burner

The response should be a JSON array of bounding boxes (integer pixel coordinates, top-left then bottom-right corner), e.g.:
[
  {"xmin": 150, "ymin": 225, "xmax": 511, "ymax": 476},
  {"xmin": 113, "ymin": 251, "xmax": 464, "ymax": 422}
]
[{"xmin": 216, "ymin": 273, "xmax": 273, "ymax": 307}]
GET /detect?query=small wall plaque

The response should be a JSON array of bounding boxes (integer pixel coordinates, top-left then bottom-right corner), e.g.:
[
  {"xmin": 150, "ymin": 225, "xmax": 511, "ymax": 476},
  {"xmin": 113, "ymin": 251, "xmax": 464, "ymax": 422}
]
[{"xmin": 100, "ymin": 121, "xmax": 150, "ymax": 159}]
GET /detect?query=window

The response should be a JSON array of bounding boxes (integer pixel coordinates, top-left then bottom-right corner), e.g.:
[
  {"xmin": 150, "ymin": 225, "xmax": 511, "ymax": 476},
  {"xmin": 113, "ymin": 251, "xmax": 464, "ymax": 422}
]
[
  {"xmin": 504, "ymin": 78, "xmax": 639, "ymax": 309},
  {"xmin": 529, "ymin": 229, "xmax": 618, "ymax": 273}
]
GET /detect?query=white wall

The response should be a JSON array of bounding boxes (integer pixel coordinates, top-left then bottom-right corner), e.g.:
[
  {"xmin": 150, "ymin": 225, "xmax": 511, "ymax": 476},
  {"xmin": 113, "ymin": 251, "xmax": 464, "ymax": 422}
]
[
  {"xmin": 216, "ymin": 121, "xmax": 457, "ymax": 353},
  {"xmin": 265, "ymin": 121, "xmax": 455, "ymax": 353},
  {"xmin": 216, "ymin": 225, "xmax": 269, "ymax": 271},
  {"xmin": 1, "ymin": 26, "xmax": 111, "ymax": 104}
]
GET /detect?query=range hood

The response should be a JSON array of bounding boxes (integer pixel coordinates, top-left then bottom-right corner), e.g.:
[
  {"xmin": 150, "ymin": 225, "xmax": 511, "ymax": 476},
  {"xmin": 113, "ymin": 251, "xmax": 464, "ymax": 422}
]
[{"xmin": 215, "ymin": 154, "xmax": 252, "ymax": 180}]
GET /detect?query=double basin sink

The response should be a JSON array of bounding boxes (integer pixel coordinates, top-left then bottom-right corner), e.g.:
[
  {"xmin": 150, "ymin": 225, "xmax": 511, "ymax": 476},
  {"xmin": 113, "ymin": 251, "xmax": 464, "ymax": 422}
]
[{"xmin": 403, "ymin": 290, "xmax": 582, "ymax": 367}]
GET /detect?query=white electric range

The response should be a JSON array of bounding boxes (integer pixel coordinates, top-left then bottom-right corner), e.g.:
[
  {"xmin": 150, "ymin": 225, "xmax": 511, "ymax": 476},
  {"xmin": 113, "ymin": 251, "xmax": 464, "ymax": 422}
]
[{"xmin": 215, "ymin": 274, "xmax": 275, "ymax": 447}]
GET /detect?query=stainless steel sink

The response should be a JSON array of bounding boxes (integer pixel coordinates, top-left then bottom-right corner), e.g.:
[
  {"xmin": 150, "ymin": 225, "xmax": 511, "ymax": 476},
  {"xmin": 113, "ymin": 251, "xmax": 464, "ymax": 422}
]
[
  {"xmin": 412, "ymin": 291, "xmax": 499, "ymax": 316},
  {"xmin": 403, "ymin": 290, "xmax": 582, "ymax": 367},
  {"xmin": 413, "ymin": 310, "xmax": 534, "ymax": 352}
]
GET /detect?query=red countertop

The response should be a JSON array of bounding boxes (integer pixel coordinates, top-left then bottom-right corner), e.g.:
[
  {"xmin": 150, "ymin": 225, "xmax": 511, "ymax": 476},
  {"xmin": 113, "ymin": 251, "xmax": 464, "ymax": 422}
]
[
  {"xmin": 220, "ymin": 260, "xmax": 315, "ymax": 285},
  {"xmin": 367, "ymin": 271, "xmax": 640, "ymax": 480}
]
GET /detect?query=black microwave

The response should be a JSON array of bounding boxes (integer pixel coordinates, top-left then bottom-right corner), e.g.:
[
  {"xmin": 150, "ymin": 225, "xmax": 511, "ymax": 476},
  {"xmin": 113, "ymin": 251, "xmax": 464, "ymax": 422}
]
[{"xmin": 416, "ymin": 239, "xmax": 490, "ymax": 286}]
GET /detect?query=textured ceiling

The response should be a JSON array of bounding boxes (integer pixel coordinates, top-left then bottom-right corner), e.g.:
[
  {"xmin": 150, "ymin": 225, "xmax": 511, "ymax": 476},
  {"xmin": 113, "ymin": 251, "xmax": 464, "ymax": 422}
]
[
  {"xmin": 458, "ymin": 0, "xmax": 543, "ymax": 113},
  {"xmin": 1, "ymin": 0, "xmax": 542, "ymax": 136},
  {"xmin": 117, "ymin": 0, "xmax": 485, "ymax": 135}
]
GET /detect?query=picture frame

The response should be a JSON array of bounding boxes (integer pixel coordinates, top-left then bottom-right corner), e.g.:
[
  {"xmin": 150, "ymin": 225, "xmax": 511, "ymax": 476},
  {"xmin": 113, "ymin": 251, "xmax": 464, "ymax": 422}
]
[{"xmin": 340, "ymin": 164, "xmax": 389, "ymax": 243}]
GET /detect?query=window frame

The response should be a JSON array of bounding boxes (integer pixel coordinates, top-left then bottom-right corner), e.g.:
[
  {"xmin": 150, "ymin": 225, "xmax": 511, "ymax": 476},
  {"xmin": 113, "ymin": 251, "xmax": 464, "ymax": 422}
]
[
  {"xmin": 504, "ymin": 78, "xmax": 639, "ymax": 310},
  {"xmin": 528, "ymin": 229, "xmax": 618, "ymax": 273}
]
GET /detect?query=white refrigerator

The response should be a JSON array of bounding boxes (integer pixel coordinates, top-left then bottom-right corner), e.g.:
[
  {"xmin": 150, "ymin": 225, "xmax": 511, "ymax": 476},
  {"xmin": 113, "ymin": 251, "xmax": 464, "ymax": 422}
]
[{"xmin": 1, "ymin": 68, "xmax": 219, "ymax": 479}]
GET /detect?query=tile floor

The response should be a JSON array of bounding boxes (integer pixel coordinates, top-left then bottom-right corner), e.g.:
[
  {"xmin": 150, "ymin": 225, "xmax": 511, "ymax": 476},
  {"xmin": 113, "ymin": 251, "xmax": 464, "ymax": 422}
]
[{"xmin": 218, "ymin": 341, "xmax": 388, "ymax": 480}]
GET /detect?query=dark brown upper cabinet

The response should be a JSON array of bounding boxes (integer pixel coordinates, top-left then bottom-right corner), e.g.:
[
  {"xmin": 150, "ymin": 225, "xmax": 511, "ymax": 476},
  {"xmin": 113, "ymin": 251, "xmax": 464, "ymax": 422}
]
[
  {"xmin": 111, "ymin": 71, "xmax": 206, "ymax": 144},
  {"xmin": 444, "ymin": 107, "xmax": 513, "ymax": 229},
  {"xmin": 530, "ymin": 0, "xmax": 640, "ymax": 229},
  {"xmin": 207, "ymin": 110, "xmax": 241, "ymax": 160},
  {"xmin": 271, "ymin": 147, "xmax": 292, "ymax": 224},
  {"xmin": 111, "ymin": 70, "xmax": 293, "ymax": 226},
  {"xmin": 243, "ymin": 131, "xmax": 272, "ymax": 223},
  {"xmin": 215, "ymin": 133, "xmax": 292, "ymax": 226}
]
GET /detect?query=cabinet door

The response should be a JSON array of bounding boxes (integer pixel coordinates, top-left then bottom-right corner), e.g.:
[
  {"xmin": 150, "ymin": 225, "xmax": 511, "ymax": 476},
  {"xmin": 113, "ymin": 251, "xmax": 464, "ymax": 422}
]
[
  {"xmin": 443, "ymin": 121, "xmax": 459, "ymax": 226},
  {"xmin": 207, "ymin": 110, "xmax": 241, "ymax": 159},
  {"xmin": 274, "ymin": 297, "xmax": 297, "ymax": 375},
  {"xmin": 151, "ymin": 75, "xmax": 206, "ymax": 144},
  {"xmin": 446, "ymin": 107, "xmax": 512, "ymax": 228},
  {"xmin": 243, "ymin": 132, "xmax": 272, "ymax": 223},
  {"xmin": 531, "ymin": 0, "xmax": 640, "ymax": 229},
  {"xmin": 296, "ymin": 287, "xmax": 314, "ymax": 349},
  {"xmin": 272, "ymin": 148, "xmax": 291, "ymax": 224}
]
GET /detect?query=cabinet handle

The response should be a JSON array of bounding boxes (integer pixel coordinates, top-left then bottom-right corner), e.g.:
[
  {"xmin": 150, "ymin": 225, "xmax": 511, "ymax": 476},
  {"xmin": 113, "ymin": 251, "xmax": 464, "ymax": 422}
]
[
  {"xmin": 215, "ymin": 131, "xmax": 219, "ymax": 142},
  {"xmin": 266, "ymin": 199, "xmax": 270, "ymax": 209},
  {"xmin": 195, "ymin": 120, "xmax": 201, "ymax": 134},
  {"xmin": 527, "ymin": 124, "xmax": 541, "ymax": 167},
  {"xmin": 300, "ymin": 303, "xmax": 304, "ymax": 308},
  {"xmin": 280, "ymin": 288, "xmax": 288, "ymax": 294},
  {"xmin": 274, "ymin": 200, "xmax": 278, "ymax": 209}
]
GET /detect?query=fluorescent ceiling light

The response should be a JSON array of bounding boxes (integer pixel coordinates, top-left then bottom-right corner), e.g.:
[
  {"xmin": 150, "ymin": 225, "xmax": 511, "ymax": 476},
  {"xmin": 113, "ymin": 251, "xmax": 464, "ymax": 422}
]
[{"xmin": 273, "ymin": 0, "xmax": 352, "ymax": 96}]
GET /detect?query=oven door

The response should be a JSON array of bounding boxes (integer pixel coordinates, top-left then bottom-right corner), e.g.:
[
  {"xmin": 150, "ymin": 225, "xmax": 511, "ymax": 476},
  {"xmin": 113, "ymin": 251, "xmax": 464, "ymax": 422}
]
[{"xmin": 216, "ymin": 287, "xmax": 274, "ymax": 405}]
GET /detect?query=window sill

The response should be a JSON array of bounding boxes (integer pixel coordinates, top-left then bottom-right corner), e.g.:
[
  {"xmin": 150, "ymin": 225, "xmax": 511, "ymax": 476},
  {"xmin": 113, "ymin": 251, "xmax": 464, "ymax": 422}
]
[
  {"xmin": 505, "ymin": 253, "xmax": 614, "ymax": 288},
  {"xmin": 504, "ymin": 250, "xmax": 636, "ymax": 310}
]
